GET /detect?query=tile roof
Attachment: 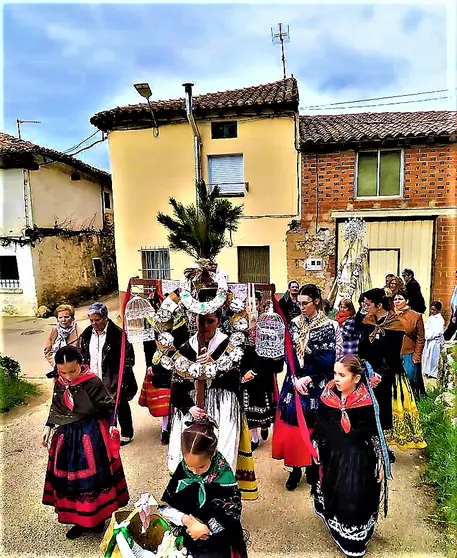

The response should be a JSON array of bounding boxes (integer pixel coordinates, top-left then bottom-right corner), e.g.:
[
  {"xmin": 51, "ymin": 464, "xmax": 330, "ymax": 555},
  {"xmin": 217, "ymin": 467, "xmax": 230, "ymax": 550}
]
[
  {"xmin": 91, "ymin": 77, "xmax": 299, "ymax": 131},
  {"xmin": 0, "ymin": 132, "xmax": 111, "ymax": 186},
  {"xmin": 299, "ymin": 110, "xmax": 457, "ymax": 148}
]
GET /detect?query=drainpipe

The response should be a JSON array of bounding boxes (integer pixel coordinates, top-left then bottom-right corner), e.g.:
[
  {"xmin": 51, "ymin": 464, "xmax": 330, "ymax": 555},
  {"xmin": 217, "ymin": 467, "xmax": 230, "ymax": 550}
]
[{"xmin": 183, "ymin": 83, "xmax": 202, "ymax": 201}]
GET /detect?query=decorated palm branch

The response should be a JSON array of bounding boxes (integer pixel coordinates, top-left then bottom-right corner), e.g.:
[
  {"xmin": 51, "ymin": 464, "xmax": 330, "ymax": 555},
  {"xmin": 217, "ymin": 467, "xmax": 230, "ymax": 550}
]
[{"xmin": 328, "ymin": 217, "xmax": 372, "ymax": 310}]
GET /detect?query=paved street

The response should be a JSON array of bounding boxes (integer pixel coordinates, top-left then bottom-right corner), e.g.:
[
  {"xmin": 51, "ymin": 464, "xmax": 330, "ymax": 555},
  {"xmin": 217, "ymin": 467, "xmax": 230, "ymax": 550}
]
[{"xmin": 0, "ymin": 296, "xmax": 447, "ymax": 558}]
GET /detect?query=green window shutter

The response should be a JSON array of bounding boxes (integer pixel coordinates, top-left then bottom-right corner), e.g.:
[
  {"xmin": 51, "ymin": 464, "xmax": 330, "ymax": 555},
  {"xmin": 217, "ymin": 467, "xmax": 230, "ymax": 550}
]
[
  {"xmin": 357, "ymin": 153, "xmax": 378, "ymax": 196},
  {"xmin": 379, "ymin": 151, "xmax": 401, "ymax": 196}
]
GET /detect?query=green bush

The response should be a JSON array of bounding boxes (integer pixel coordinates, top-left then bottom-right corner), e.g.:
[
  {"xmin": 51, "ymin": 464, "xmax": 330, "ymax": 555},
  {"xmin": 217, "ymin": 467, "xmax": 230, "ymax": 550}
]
[
  {"xmin": 418, "ymin": 389, "xmax": 457, "ymax": 535},
  {"xmin": 0, "ymin": 355, "xmax": 40, "ymax": 412}
]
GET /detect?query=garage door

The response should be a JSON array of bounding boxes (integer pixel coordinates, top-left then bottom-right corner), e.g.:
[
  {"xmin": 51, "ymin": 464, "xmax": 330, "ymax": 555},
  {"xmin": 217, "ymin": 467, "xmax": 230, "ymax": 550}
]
[{"xmin": 337, "ymin": 219, "xmax": 434, "ymax": 308}]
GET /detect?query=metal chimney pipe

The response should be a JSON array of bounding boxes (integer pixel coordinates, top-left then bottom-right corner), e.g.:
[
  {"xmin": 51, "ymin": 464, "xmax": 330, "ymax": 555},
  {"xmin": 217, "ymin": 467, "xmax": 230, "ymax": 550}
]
[{"xmin": 183, "ymin": 83, "xmax": 202, "ymax": 186}]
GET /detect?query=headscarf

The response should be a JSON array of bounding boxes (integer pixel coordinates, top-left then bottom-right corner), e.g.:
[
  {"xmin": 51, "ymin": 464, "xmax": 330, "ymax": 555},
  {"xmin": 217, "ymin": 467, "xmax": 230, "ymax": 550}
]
[
  {"xmin": 176, "ymin": 452, "xmax": 237, "ymax": 507},
  {"xmin": 88, "ymin": 302, "xmax": 108, "ymax": 317}
]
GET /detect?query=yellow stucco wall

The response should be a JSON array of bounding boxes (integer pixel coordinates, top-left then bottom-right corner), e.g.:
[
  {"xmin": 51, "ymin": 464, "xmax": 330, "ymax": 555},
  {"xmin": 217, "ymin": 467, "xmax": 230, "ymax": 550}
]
[
  {"xmin": 108, "ymin": 115, "xmax": 298, "ymax": 292},
  {"xmin": 30, "ymin": 164, "xmax": 104, "ymax": 229}
]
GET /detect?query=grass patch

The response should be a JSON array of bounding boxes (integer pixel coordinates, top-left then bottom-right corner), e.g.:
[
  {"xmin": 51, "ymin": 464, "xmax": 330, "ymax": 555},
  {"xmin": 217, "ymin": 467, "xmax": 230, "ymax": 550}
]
[
  {"xmin": 0, "ymin": 354, "xmax": 41, "ymax": 412},
  {"xmin": 417, "ymin": 388, "xmax": 457, "ymax": 538}
]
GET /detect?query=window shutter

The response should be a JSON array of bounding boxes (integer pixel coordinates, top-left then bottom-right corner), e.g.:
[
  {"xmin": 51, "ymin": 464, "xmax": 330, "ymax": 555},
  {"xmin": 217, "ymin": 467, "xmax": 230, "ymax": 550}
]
[
  {"xmin": 237, "ymin": 247, "xmax": 270, "ymax": 283},
  {"xmin": 208, "ymin": 155, "xmax": 244, "ymax": 195}
]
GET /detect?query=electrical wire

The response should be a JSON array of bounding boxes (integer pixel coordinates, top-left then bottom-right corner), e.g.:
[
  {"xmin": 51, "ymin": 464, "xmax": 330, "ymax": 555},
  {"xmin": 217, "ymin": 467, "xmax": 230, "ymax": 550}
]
[
  {"xmin": 66, "ymin": 137, "xmax": 106, "ymax": 157},
  {"xmin": 63, "ymin": 130, "xmax": 100, "ymax": 153},
  {"xmin": 301, "ymin": 88, "xmax": 454, "ymax": 109},
  {"xmin": 302, "ymin": 95, "xmax": 454, "ymax": 111}
]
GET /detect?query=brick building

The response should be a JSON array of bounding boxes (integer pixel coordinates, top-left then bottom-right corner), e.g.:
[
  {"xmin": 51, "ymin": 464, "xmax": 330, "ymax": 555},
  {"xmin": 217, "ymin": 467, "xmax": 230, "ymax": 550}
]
[{"xmin": 287, "ymin": 110, "xmax": 457, "ymax": 317}]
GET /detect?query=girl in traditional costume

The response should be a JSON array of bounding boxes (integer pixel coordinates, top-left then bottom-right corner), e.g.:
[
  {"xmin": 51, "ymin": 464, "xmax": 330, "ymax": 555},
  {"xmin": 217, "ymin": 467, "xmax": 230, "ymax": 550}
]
[
  {"xmin": 41, "ymin": 345, "xmax": 129, "ymax": 539},
  {"xmin": 312, "ymin": 355, "xmax": 390, "ymax": 558},
  {"xmin": 159, "ymin": 419, "xmax": 248, "ymax": 558},
  {"xmin": 422, "ymin": 301, "xmax": 445, "ymax": 379},
  {"xmin": 168, "ymin": 296, "xmax": 258, "ymax": 501},
  {"xmin": 272, "ymin": 284, "xmax": 343, "ymax": 491},
  {"xmin": 241, "ymin": 291, "xmax": 283, "ymax": 450},
  {"xmin": 358, "ymin": 288, "xmax": 426, "ymax": 458}
]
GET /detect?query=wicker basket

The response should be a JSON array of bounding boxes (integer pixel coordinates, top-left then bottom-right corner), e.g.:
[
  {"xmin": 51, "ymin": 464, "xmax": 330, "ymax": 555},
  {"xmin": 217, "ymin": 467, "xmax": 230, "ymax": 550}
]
[{"xmin": 100, "ymin": 509, "xmax": 168, "ymax": 558}]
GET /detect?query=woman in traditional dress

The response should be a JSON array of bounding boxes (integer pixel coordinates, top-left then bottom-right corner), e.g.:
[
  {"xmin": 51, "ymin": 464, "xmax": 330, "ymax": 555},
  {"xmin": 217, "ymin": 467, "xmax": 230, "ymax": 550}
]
[
  {"xmin": 241, "ymin": 291, "xmax": 283, "ymax": 450},
  {"xmin": 159, "ymin": 419, "xmax": 248, "ymax": 558},
  {"xmin": 168, "ymin": 300, "xmax": 258, "ymax": 501},
  {"xmin": 312, "ymin": 355, "xmax": 388, "ymax": 558},
  {"xmin": 41, "ymin": 345, "xmax": 129, "ymax": 539},
  {"xmin": 335, "ymin": 298, "xmax": 361, "ymax": 356},
  {"xmin": 422, "ymin": 301, "xmax": 445, "ymax": 379},
  {"xmin": 44, "ymin": 304, "xmax": 80, "ymax": 378},
  {"xmin": 393, "ymin": 290, "xmax": 426, "ymax": 399},
  {"xmin": 272, "ymin": 284, "xmax": 343, "ymax": 491},
  {"xmin": 358, "ymin": 288, "xmax": 426, "ymax": 458},
  {"xmin": 140, "ymin": 307, "xmax": 189, "ymax": 445}
]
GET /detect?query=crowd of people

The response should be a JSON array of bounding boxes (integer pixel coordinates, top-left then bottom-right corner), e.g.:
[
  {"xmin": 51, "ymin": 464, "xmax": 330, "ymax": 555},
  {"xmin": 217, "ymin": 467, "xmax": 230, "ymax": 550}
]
[{"xmin": 39, "ymin": 268, "xmax": 457, "ymax": 557}]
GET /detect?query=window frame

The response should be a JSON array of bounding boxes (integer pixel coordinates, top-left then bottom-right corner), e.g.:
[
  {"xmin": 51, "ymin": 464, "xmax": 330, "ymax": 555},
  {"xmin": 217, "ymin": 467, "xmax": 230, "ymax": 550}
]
[
  {"xmin": 103, "ymin": 191, "xmax": 113, "ymax": 210},
  {"xmin": 354, "ymin": 148, "xmax": 404, "ymax": 199},
  {"xmin": 140, "ymin": 248, "xmax": 171, "ymax": 280},
  {"xmin": 207, "ymin": 153, "xmax": 246, "ymax": 197},
  {"xmin": 211, "ymin": 121, "xmax": 238, "ymax": 140},
  {"xmin": 0, "ymin": 255, "xmax": 20, "ymax": 289}
]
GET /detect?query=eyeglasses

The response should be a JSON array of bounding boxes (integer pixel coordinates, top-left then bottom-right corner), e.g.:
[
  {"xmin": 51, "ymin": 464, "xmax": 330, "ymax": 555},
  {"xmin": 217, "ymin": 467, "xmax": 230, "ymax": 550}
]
[{"xmin": 299, "ymin": 300, "xmax": 314, "ymax": 307}]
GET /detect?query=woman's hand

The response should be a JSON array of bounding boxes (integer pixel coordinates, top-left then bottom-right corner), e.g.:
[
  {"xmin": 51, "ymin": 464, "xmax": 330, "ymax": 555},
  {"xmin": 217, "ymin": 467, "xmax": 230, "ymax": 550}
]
[
  {"xmin": 370, "ymin": 373, "xmax": 382, "ymax": 387},
  {"xmin": 294, "ymin": 376, "xmax": 311, "ymax": 395},
  {"xmin": 312, "ymin": 443, "xmax": 320, "ymax": 465},
  {"xmin": 197, "ymin": 348, "xmax": 212, "ymax": 365},
  {"xmin": 184, "ymin": 515, "xmax": 211, "ymax": 540},
  {"xmin": 242, "ymin": 371, "xmax": 255, "ymax": 383},
  {"xmin": 189, "ymin": 406, "xmax": 207, "ymax": 420},
  {"xmin": 41, "ymin": 426, "xmax": 51, "ymax": 448}
]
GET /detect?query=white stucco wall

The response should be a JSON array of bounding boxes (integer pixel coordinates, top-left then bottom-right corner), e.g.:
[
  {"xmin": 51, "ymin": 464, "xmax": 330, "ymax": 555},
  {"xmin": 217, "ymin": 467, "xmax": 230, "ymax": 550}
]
[
  {"xmin": 0, "ymin": 168, "xmax": 27, "ymax": 235},
  {"xmin": 0, "ymin": 244, "xmax": 37, "ymax": 316}
]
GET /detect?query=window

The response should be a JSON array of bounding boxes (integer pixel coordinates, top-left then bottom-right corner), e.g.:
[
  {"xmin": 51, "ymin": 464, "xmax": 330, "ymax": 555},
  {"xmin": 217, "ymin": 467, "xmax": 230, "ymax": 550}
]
[
  {"xmin": 211, "ymin": 121, "xmax": 238, "ymax": 139},
  {"xmin": 92, "ymin": 258, "xmax": 103, "ymax": 277},
  {"xmin": 0, "ymin": 256, "xmax": 20, "ymax": 288},
  {"xmin": 238, "ymin": 246, "xmax": 270, "ymax": 283},
  {"xmin": 356, "ymin": 150, "xmax": 402, "ymax": 197},
  {"xmin": 208, "ymin": 154, "xmax": 245, "ymax": 196},
  {"xmin": 103, "ymin": 191, "xmax": 112, "ymax": 210},
  {"xmin": 141, "ymin": 248, "xmax": 171, "ymax": 280}
]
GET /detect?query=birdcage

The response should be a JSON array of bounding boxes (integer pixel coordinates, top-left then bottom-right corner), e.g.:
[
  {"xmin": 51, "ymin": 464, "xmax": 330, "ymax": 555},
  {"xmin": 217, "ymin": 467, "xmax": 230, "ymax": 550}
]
[
  {"xmin": 255, "ymin": 302, "xmax": 285, "ymax": 359},
  {"xmin": 124, "ymin": 295, "xmax": 156, "ymax": 343}
]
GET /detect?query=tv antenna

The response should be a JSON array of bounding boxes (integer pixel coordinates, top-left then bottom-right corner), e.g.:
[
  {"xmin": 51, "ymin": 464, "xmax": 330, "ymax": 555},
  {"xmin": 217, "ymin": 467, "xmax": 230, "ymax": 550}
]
[
  {"xmin": 16, "ymin": 119, "xmax": 41, "ymax": 139},
  {"xmin": 271, "ymin": 23, "xmax": 290, "ymax": 79}
]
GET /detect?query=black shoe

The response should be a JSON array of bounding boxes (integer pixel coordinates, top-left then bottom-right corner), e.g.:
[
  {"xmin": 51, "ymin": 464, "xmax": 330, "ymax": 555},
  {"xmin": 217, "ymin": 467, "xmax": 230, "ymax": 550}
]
[
  {"xmin": 260, "ymin": 428, "xmax": 269, "ymax": 441},
  {"xmin": 160, "ymin": 430, "xmax": 170, "ymax": 445},
  {"xmin": 251, "ymin": 440, "xmax": 259, "ymax": 452},
  {"xmin": 286, "ymin": 467, "xmax": 302, "ymax": 491},
  {"xmin": 66, "ymin": 525, "xmax": 87, "ymax": 539},
  {"xmin": 120, "ymin": 436, "xmax": 134, "ymax": 447},
  {"xmin": 90, "ymin": 521, "xmax": 106, "ymax": 534}
]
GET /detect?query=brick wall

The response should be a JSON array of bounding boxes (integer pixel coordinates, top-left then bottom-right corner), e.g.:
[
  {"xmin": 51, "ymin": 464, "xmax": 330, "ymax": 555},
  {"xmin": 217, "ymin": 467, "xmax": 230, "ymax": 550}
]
[{"xmin": 287, "ymin": 142, "xmax": 457, "ymax": 311}]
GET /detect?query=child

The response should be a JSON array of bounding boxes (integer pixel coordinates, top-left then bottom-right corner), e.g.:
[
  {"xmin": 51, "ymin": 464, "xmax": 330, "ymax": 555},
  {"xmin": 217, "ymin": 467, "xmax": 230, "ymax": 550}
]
[
  {"xmin": 312, "ymin": 355, "xmax": 389, "ymax": 558},
  {"xmin": 159, "ymin": 418, "xmax": 248, "ymax": 558},
  {"xmin": 41, "ymin": 345, "xmax": 129, "ymax": 539},
  {"xmin": 422, "ymin": 301, "xmax": 445, "ymax": 379}
]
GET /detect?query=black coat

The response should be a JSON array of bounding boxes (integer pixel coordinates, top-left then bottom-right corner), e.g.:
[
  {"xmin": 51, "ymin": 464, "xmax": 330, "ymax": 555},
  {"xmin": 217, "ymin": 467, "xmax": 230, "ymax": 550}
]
[
  {"xmin": 80, "ymin": 319, "xmax": 137, "ymax": 402},
  {"xmin": 278, "ymin": 294, "xmax": 301, "ymax": 323},
  {"xmin": 405, "ymin": 278, "xmax": 426, "ymax": 314}
]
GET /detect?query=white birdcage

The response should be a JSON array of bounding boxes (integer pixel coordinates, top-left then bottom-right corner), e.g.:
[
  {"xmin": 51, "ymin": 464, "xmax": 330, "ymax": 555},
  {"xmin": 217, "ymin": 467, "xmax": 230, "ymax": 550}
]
[
  {"xmin": 255, "ymin": 301, "xmax": 285, "ymax": 359},
  {"xmin": 124, "ymin": 295, "xmax": 156, "ymax": 343}
]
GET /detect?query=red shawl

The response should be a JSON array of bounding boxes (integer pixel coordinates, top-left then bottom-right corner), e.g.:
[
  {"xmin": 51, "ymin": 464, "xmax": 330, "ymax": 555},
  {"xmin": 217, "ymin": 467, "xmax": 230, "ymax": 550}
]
[
  {"xmin": 320, "ymin": 380, "xmax": 372, "ymax": 433},
  {"xmin": 57, "ymin": 365, "xmax": 97, "ymax": 411}
]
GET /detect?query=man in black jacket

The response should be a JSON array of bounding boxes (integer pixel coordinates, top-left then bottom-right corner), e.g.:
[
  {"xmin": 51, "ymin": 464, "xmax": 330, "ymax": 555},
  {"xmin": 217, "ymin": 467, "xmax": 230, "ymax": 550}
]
[
  {"xmin": 80, "ymin": 302, "xmax": 137, "ymax": 445},
  {"xmin": 402, "ymin": 269, "xmax": 426, "ymax": 314},
  {"xmin": 278, "ymin": 280, "xmax": 301, "ymax": 323}
]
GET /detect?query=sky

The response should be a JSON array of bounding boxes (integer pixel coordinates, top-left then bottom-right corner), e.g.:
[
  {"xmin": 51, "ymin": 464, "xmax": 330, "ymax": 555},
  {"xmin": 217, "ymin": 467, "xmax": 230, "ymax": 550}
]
[{"xmin": 3, "ymin": 1, "xmax": 456, "ymax": 172}]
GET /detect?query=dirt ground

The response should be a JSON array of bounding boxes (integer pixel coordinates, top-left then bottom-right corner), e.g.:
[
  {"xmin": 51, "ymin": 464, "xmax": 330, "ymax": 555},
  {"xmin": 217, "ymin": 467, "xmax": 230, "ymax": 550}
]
[{"xmin": 0, "ymin": 295, "xmax": 449, "ymax": 558}]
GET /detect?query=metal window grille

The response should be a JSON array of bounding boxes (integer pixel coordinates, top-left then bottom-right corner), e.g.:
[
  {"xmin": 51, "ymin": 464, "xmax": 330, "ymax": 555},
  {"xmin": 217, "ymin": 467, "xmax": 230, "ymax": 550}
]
[
  {"xmin": 0, "ymin": 256, "xmax": 20, "ymax": 288},
  {"xmin": 140, "ymin": 248, "xmax": 171, "ymax": 280}
]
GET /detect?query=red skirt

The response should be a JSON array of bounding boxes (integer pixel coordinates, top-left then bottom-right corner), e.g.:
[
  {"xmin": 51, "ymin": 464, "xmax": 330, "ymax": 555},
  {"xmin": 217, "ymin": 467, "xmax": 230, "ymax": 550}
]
[
  {"xmin": 138, "ymin": 373, "xmax": 170, "ymax": 417},
  {"xmin": 272, "ymin": 410, "xmax": 313, "ymax": 468},
  {"xmin": 43, "ymin": 418, "xmax": 129, "ymax": 528}
]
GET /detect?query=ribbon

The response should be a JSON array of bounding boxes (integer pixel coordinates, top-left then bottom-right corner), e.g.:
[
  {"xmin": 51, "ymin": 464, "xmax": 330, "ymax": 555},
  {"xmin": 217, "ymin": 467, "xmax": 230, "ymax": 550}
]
[
  {"xmin": 272, "ymin": 295, "xmax": 318, "ymax": 460},
  {"xmin": 104, "ymin": 521, "xmax": 134, "ymax": 558}
]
